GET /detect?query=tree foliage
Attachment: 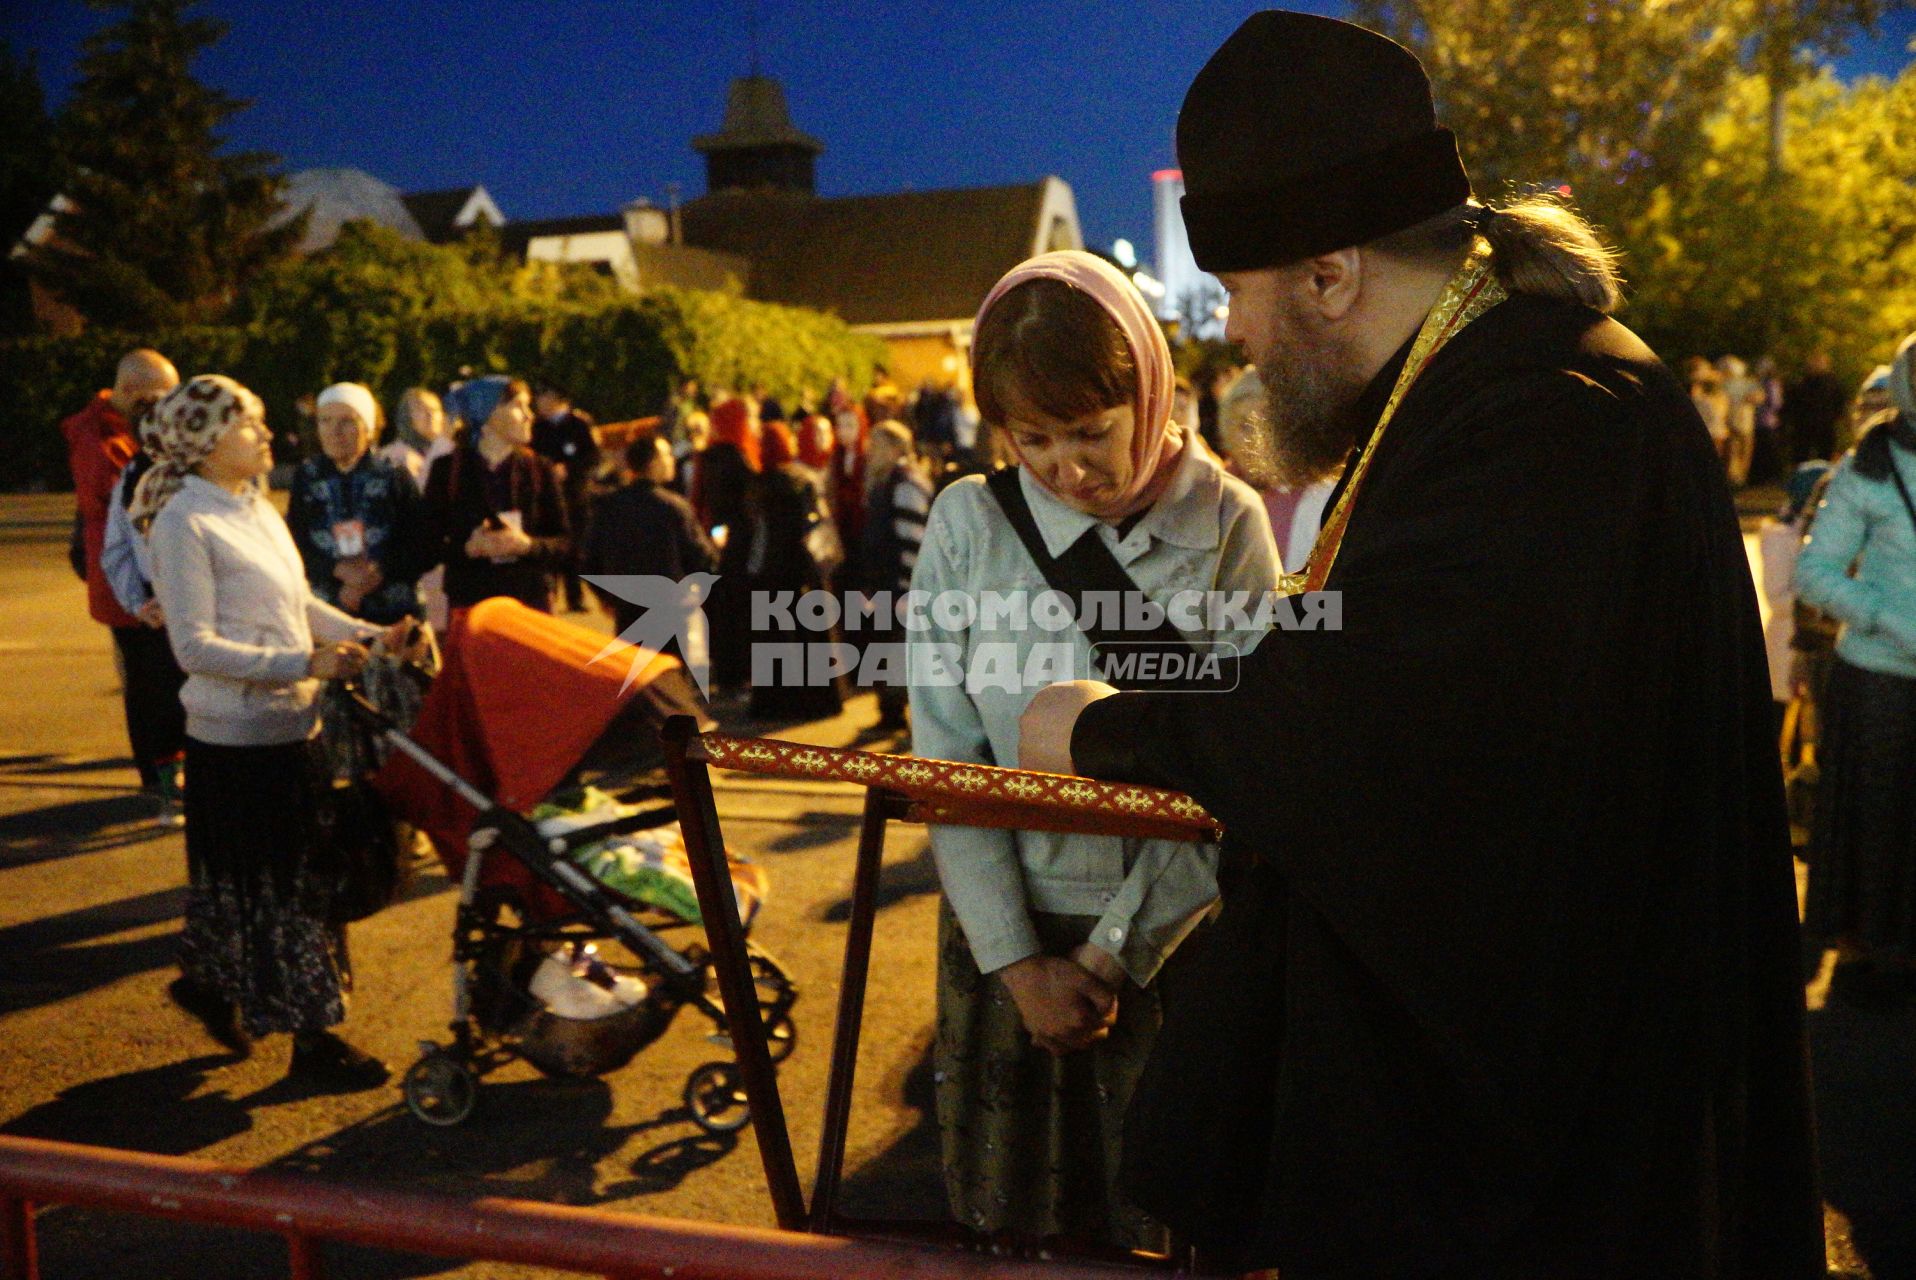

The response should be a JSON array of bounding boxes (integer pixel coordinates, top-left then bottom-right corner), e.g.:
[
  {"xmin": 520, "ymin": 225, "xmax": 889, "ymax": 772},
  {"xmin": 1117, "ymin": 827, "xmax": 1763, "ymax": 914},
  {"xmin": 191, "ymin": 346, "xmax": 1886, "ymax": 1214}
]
[
  {"xmin": 0, "ymin": 43, "xmax": 57, "ymax": 337},
  {"xmin": 1622, "ymin": 64, "xmax": 1916, "ymax": 368},
  {"xmin": 1352, "ymin": 0, "xmax": 1916, "ymax": 375},
  {"xmin": 22, "ymin": 0, "xmax": 303, "ymax": 330},
  {"xmin": 0, "ymin": 223, "xmax": 886, "ymax": 490}
]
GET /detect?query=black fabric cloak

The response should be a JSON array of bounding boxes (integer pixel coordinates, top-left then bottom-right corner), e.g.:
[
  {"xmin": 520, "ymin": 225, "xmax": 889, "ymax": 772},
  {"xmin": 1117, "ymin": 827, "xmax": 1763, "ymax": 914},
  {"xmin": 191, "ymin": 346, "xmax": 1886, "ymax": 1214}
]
[{"xmin": 1071, "ymin": 293, "xmax": 1822, "ymax": 1279}]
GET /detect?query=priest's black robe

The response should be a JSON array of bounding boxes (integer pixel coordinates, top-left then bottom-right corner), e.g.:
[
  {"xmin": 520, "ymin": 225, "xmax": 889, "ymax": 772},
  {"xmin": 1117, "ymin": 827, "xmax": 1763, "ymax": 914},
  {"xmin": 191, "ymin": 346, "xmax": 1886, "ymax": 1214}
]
[{"xmin": 1071, "ymin": 293, "xmax": 1822, "ymax": 1279}]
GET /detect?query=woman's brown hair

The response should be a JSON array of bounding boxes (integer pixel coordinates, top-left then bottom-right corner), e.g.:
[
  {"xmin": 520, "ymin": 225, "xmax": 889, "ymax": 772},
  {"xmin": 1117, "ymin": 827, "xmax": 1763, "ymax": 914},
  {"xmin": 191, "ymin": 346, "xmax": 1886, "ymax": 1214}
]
[{"xmin": 971, "ymin": 278, "xmax": 1134, "ymax": 428}]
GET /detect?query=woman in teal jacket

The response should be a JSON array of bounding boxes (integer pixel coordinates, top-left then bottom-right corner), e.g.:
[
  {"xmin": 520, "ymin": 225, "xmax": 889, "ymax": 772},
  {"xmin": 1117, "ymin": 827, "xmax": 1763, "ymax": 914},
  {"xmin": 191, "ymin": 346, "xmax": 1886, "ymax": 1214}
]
[{"xmin": 1795, "ymin": 330, "xmax": 1916, "ymax": 990}]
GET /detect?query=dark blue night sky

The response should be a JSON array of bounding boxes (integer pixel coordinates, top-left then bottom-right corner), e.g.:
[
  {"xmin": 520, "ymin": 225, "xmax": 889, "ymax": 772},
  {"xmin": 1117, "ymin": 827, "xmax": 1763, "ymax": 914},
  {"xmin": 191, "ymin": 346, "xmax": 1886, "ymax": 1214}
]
[{"xmin": 8, "ymin": 1, "xmax": 1914, "ymax": 256}]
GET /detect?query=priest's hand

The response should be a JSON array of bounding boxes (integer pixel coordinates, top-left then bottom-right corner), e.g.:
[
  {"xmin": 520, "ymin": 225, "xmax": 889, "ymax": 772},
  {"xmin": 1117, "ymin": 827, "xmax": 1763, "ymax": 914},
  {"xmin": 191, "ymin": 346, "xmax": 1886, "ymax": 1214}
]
[
  {"xmin": 998, "ymin": 954, "xmax": 1119, "ymax": 1055},
  {"xmin": 1019, "ymin": 680, "xmax": 1118, "ymax": 775}
]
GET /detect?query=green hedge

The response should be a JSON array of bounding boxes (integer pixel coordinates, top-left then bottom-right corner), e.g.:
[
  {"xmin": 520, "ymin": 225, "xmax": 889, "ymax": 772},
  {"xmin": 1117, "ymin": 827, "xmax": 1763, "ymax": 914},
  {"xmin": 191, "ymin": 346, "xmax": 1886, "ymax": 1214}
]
[{"xmin": 0, "ymin": 288, "xmax": 885, "ymax": 492}]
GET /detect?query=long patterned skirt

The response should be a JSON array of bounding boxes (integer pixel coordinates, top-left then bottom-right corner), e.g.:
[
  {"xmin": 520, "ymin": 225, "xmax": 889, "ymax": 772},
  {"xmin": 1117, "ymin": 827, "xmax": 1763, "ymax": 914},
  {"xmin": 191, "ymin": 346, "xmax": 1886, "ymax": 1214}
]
[
  {"xmin": 178, "ymin": 736, "xmax": 349, "ymax": 1037},
  {"xmin": 1806, "ymin": 656, "xmax": 1916, "ymax": 959},
  {"xmin": 934, "ymin": 900, "xmax": 1168, "ymax": 1251}
]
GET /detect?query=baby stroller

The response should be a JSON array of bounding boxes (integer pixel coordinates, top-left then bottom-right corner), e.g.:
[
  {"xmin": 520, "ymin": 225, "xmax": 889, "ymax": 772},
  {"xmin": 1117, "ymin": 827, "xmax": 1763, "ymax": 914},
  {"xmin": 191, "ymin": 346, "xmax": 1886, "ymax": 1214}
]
[{"xmin": 357, "ymin": 598, "xmax": 798, "ymax": 1131}]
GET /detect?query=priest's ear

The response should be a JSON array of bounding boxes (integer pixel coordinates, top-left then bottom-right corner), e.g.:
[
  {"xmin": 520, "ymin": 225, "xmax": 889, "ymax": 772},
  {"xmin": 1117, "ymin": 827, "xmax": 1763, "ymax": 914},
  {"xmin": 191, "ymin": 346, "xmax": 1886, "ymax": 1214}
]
[{"xmin": 1297, "ymin": 248, "xmax": 1364, "ymax": 323}]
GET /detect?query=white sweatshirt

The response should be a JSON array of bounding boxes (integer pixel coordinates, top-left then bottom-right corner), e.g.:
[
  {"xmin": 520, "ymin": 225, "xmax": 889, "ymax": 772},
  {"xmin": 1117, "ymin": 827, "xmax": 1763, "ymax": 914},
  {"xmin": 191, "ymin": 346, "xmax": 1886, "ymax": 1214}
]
[{"xmin": 149, "ymin": 475, "xmax": 374, "ymax": 746}]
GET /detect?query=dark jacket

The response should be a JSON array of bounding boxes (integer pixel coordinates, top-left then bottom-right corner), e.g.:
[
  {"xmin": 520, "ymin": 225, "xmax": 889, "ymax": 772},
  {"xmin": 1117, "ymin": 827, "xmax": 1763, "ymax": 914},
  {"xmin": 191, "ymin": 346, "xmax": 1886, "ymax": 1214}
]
[
  {"xmin": 532, "ymin": 409, "xmax": 600, "ymax": 496},
  {"xmin": 1073, "ymin": 294, "xmax": 1821, "ymax": 1279},
  {"xmin": 580, "ymin": 479, "xmax": 718, "ymax": 633},
  {"xmin": 286, "ymin": 453, "xmax": 427, "ymax": 624},
  {"xmin": 422, "ymin": 444, "xmax": 570, "ymax": 612}
]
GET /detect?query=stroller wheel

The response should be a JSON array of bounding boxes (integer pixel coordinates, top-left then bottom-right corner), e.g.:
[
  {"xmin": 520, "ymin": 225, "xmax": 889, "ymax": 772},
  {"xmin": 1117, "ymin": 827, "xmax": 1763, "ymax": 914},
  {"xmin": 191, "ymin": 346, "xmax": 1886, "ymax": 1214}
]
[
  {"xmin": 684, "ymin": 1061, "xmax": 751, "ymax": 1134},
  {"xmin": 404, "ymin": 1051, "xmax": 478, "ymax": 1126},
  {"xmin": 764, "ymin": 1010, "xmax": 797, "ymax": 1064}
]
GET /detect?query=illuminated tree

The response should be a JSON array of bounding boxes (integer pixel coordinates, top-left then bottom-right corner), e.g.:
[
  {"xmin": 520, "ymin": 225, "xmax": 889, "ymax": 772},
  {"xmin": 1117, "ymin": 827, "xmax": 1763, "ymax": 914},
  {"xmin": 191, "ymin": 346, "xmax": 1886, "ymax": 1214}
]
[{"xmin": 1622, "ymin": 64, "xmax": 1916, "ymax": 369}]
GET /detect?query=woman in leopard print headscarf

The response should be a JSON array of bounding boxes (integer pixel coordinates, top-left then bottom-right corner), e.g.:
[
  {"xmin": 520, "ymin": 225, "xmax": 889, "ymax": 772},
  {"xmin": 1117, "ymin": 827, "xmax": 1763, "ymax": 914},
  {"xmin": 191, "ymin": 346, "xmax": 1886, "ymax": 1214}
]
[
  {"xmin": 129, "ymin": 374, "xmax": 263, "ymax": 531},
  {"xmin": 140, "ymin": 373, "xmax": 405, "ymax": 1089}
]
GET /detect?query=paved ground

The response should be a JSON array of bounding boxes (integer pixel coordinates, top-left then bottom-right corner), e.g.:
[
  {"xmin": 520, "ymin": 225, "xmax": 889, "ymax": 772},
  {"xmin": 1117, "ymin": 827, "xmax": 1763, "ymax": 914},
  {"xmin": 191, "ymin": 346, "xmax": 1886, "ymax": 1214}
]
[
  {"xmin": 0, "ymin": 493, "xmax": 947, "ymax": 1277},
  {"xmin": 2, "ymin": 490, "xmax": 1911, "ymax": 1277}
]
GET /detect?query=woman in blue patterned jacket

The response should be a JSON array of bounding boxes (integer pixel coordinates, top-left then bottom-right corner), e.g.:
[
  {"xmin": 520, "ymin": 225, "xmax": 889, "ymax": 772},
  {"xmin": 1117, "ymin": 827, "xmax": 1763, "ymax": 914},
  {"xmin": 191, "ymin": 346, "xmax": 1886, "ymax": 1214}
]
[{"xmin": 286, "ymin": 382, "xmax": 428, "ymax": 625}]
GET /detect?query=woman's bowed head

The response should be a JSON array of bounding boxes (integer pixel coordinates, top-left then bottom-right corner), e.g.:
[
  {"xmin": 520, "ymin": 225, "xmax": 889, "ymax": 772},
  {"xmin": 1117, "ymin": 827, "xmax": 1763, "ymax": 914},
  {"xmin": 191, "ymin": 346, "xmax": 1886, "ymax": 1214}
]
[{"xmin": 971, "ymin": 250, "xmax": 1184, "ymax": 523}]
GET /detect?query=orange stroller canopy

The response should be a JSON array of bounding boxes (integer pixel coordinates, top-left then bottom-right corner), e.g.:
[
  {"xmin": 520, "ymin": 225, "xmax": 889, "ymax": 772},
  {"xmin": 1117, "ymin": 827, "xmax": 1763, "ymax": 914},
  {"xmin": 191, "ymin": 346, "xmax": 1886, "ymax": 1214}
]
[{"xmin": 375, "ymin": 599, "xmax": 706, "ymax": 875}]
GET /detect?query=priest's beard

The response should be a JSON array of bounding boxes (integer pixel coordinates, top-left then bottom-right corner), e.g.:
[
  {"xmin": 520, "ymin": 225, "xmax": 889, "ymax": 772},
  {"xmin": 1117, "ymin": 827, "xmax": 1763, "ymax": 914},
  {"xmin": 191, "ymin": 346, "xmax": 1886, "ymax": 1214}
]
[{"xmin": 1232, "ymin": 302, "xmax": 1370, "ymax": 491}]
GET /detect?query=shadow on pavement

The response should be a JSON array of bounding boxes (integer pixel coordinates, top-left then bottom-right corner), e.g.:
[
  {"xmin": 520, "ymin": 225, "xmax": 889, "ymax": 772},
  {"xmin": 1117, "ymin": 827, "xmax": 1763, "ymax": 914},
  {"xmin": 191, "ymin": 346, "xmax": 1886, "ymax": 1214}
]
[
  {"xmin": 834, "ymin": 1035, "xmax": 949, "ymax": 1224},
  {"xmin": 819, "ymin": 837, "xmax": 939, "ymax": 924},
  {"xmin": 6, "ymin": 1066, "xmax": 744, "ymax": 1278},
  {"xmin": 764, "ymin": 810, "xmax": 859, "ymax": 853},
  {"xmin": 0, "ymin": 885, "xmax": 184, "ymax": 1015},
  {"xmin": 0, "ymin": 751, "xmax": 138, "ymax": 777},
  {"xmin": 268, "ymin": 1076, "xmax": 731, "ymax": 1206},
  {"xmin": 2, "ymin": 1053, "xmax": 251, "ymax": 1154},
  {"xmin": 0, "ymin": 791, "xmax": 166, "ymax": 867},
  {"xmin": 1809, "ymin": 991, "xmax": 1916, "ymax": 1280}
]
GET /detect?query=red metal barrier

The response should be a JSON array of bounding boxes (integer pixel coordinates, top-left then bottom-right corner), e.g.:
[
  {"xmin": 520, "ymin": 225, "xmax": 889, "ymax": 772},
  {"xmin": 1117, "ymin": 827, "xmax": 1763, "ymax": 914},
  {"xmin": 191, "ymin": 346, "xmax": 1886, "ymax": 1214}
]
[{"xmin": 0, "ymin": 1134, "xmax": 1145, "ymax": 1279}]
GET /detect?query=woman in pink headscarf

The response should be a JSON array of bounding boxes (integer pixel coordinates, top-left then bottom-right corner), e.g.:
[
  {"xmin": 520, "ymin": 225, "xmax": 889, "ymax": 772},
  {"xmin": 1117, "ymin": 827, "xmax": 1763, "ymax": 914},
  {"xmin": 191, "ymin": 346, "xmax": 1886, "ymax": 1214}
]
[{"xmin": 907, "ymin": 251, "xmax": 1279, "ymax": 1250}]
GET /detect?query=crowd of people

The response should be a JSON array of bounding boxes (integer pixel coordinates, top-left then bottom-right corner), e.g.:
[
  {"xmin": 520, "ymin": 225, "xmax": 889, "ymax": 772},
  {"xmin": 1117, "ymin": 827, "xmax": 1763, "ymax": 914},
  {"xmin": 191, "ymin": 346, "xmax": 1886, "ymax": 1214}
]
[
  {"xmin": 55, "ymin": 347, "xmax": 986, "ymax": 1087},
  {"xmin": 1680, "ymin": 350, "xmax": 1861, "ymax": 489}
]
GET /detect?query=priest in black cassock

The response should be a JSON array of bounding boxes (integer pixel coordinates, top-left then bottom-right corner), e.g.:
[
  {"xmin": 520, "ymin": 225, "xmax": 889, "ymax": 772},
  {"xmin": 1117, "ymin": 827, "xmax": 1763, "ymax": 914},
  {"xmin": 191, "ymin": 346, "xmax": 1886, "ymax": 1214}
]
[{"xmin": 1017, "ymin": 12, "xmax": 1822, "ymax": 1279}]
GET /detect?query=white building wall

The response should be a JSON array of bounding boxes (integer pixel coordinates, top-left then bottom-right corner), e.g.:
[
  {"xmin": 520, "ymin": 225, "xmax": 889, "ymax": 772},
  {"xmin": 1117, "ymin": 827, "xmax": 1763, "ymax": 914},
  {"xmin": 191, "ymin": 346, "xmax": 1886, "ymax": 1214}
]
[
  {"xmin": 525, "ymin": 231, "xmax": 639, "ymax": 291},
  {"xmin": 1153, "ymin": 169, "xmax": 1219, "ymax": 336}
]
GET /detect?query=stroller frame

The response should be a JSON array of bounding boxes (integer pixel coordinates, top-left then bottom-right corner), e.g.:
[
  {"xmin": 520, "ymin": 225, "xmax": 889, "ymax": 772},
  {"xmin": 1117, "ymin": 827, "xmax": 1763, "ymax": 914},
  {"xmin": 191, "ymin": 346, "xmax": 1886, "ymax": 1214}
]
[
  {"xmin": 351, "ymin": 691, "xmax": 798, "ymax": 1130},
  {"xmin": 659, "ymin": 715, "xmax": 1226, "ymax": 1271}
]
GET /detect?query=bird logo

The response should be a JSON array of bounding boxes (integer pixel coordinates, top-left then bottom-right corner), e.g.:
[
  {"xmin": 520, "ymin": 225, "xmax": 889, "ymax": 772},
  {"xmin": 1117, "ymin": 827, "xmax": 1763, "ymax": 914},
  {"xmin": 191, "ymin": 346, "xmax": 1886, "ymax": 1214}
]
[{"xmin": 580, "ymin": 572, "xmax": 719, "ymax": 696}]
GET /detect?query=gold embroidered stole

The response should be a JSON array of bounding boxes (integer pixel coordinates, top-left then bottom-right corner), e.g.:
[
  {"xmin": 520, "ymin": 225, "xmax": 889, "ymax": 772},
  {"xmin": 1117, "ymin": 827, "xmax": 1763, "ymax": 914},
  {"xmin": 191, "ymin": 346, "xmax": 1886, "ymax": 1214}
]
[{"xmin": 1277, "ymin": 240, "xmax": 1508, "ymax": 597}]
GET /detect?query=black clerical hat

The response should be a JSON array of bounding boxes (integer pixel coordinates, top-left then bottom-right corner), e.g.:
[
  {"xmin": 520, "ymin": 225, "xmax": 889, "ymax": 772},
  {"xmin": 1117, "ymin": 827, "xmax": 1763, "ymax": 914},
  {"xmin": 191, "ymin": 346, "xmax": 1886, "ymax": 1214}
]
[{"xmin": 1177, "ymin": 11, "xmax": 1473, "ymax": 272}]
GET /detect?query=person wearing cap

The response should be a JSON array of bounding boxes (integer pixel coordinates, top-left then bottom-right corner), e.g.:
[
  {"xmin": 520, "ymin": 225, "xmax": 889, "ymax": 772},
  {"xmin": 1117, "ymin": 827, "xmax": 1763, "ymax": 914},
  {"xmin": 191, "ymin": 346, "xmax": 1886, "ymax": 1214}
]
[
  {"xmin": 286, "ymin": 382, "xmax": 429, "ymax": 625},
  {"xmin": 422, "ymin": 375, "xmax": 571, "ymax": 617},
  {"xmin": 1017, "ymin": 11, "xmax": 1820, "ymax": 1277}
]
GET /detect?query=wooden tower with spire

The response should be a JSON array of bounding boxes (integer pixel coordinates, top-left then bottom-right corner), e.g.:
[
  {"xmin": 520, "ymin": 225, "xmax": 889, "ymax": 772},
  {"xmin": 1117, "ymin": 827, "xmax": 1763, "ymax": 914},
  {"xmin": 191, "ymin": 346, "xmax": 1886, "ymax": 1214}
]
[{"xmin": 691, "ymin": 72, "xmax": 824, "ymax": 196}]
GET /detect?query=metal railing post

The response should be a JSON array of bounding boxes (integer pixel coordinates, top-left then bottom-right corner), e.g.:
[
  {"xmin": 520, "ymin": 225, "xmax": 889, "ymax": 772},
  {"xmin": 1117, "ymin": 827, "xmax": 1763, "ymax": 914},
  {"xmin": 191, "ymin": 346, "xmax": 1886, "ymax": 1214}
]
[
  {"xmin": 807, "ymin": 786, "xmax": 904, "ymax": 1231},
  {"xmin": 287, "ymin": 1231, "xmax": 324, "ymax": 1280},
  {"xmin": 1, "ymin": 1193, "xmax": 36, "ymax": 1280},
  {"xmin": 660, "ymin": 716, "xmax": 808, "ymax": 1230}
]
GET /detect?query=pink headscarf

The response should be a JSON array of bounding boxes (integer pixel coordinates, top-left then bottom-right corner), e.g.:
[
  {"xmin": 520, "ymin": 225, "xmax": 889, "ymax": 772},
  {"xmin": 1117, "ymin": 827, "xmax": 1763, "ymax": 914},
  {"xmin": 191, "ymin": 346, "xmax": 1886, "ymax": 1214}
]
[{"xmin": 972, "ymin": 249, "xmax": 1180, "ymax": 520}]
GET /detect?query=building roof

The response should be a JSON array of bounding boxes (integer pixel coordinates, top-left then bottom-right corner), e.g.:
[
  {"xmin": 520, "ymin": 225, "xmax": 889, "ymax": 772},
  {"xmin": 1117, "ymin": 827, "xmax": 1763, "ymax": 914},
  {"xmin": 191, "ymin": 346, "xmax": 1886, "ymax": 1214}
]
[
  {"xmin": 499, "ymin": 213, "xmax": 625, "ymax": 257},
  {"xmin": 402, "ymin": 186, "xmax": 500, "ymax": 243},
  {"xmin": 691, "ymin": 75, "xmax": 823, "ymax": 156},
  {"xmin": 276, "ymin": 168, "xmax": 423, "ymax": 252},
  {"xmin": 682, "ymin": 181, "xmax": 1060, "ymax": 326}
]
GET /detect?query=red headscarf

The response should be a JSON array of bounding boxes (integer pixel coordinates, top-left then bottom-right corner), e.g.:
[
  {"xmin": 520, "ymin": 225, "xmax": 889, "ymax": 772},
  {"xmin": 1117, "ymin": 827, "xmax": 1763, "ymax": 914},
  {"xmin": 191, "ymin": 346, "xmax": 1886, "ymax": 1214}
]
[
  {"xmin": 709, "ymin": 397, "xmax": 761, "ymax": 471},
  {"xmin": 797, "ymin": 414, "xmax": 835, "ymax": 469},
  {"xmin": 760, "ymin": 418, "xmax": 799, "ymax": 468},
  {"xmin": 972, "ymin": 249, "xmax": 1181, "ymax": 521}
]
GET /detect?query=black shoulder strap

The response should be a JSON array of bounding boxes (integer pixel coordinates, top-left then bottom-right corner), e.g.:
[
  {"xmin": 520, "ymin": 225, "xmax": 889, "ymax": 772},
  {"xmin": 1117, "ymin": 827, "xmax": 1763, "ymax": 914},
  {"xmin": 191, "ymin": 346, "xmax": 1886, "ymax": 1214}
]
[
  {"xmin": 986, "ymin": 468, "xmax": 1196, "ymax": 685},
  {"xmin": 118, "ymin": 452, "xmax": 154, "ymax": 509},
  {"xmin": 1886, "ymin": 448, "xmax": 1916, "ymax": 537}
]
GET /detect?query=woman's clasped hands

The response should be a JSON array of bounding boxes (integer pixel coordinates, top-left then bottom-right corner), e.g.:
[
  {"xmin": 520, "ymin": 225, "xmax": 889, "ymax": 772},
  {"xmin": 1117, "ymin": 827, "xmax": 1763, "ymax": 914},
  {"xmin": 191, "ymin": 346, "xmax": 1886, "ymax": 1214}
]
[{"xmin": 999, "ymin": 944, "xmax": 1126, "ymax": 1056}]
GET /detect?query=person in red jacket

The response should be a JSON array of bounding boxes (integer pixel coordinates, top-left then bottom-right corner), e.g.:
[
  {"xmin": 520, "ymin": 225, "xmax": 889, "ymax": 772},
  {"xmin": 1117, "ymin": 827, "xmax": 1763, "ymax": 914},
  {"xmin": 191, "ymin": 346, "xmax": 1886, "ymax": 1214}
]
[{"xmin": 62, "ymin": 348, "xmax": 182, "ymax": 811}]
